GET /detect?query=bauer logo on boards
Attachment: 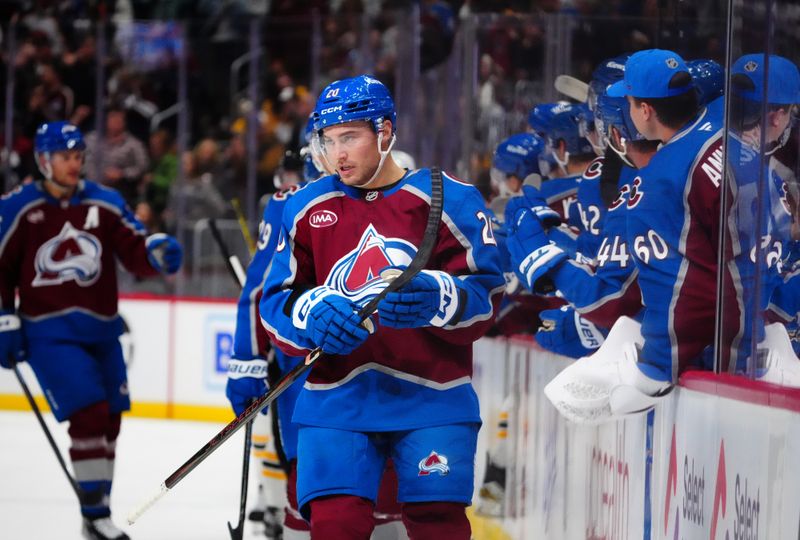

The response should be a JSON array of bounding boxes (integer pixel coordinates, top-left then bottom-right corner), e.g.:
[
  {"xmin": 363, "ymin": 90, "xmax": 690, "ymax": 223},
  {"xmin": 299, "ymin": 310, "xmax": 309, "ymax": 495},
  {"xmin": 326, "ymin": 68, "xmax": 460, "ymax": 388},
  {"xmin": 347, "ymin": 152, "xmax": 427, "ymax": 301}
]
[{"xmin": 309, "ymin": 210, "xmax": 338, "ymax": 228}]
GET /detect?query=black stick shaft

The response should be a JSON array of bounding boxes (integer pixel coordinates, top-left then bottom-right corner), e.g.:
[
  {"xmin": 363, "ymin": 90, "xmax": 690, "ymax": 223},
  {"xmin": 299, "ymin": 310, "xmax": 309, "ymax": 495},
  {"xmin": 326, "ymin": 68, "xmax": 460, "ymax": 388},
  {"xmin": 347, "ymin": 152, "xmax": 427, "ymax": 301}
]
[
  {"xmin": 208, "ymin": 216, "xmax": 254, "ymax": 538},
  {"xmin": 13, "ymin": 363, "xmax": 84, "ymax": 502},
  {"xmin": 227, "ymin": 419, "xmax": 252, "ymax": 540},
  {"xmin": 209, "ymin": 218, "xmax": 246, "ymax": 288}
]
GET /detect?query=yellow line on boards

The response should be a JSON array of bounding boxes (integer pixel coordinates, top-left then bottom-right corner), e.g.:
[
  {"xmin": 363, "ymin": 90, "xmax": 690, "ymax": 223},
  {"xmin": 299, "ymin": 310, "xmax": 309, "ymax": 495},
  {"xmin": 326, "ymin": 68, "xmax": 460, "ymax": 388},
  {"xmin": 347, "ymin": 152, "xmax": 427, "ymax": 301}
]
[{"xmin": 0, "ymin": 394, "xmax": 234, "ymax": 423}]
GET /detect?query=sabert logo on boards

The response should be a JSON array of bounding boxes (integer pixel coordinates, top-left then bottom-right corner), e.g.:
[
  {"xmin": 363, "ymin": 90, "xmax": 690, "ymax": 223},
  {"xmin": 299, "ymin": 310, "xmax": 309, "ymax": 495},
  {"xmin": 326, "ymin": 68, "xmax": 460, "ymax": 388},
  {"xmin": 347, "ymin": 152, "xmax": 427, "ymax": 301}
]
[{"xmin": 586, "ymin": 427, "xmax": 630, "ymax": 540}]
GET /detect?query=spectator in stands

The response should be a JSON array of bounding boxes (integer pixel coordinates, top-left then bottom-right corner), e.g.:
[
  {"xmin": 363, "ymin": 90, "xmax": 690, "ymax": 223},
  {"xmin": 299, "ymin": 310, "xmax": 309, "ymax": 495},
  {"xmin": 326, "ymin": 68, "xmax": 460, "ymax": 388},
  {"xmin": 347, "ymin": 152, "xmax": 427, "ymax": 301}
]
[
  {"xmin": 163, "ymin": 143, "xmax": 229, "ymax": 232},
  {"xmin": 84, "ymin": 107, "xmax": 150, "ymax": 207},
  {"xmin": 25, "ymin": 61, "xmax": 74, "ymax": 131},
  {"xmin": 61, "ymin": 33, "xmax": 96, "ymax": 131},
  {"xmin": 142, "ymin": 128, "xmax": 178, "ymax": 229}
]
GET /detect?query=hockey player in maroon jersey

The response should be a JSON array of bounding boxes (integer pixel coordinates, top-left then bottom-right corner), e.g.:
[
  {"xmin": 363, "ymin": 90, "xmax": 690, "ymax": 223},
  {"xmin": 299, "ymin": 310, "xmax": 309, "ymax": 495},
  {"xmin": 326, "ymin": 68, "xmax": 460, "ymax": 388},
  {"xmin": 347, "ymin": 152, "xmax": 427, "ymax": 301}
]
[
  {"xmin": 240, "ymin": 75, "xmax": 504, "ymax": 538},
  {"xmin": 0, "ymin": 121, "xmax": 183, "ymax": 540}
]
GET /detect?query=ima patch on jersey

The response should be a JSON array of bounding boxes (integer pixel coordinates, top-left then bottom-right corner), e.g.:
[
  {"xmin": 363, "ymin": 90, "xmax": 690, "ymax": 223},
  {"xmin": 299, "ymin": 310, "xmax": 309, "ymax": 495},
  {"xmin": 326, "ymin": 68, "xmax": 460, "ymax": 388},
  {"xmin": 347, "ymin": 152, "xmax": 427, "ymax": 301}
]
[
  {"xmin": 33, "ymin": 221, "xmax": 103, "ymax": 287},
  {"xmin": 325, "ymin": 225, "xmax": 416, "ymax": 304}
]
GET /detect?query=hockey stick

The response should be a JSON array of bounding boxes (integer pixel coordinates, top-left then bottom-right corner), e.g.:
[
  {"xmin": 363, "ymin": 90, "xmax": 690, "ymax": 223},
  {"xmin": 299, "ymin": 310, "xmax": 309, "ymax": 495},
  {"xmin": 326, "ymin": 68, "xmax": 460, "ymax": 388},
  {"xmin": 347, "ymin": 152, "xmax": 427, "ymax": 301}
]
[
  {"xmin": 207, "ymin": 217, "xmax": 253, "ymax": 539},
  {"xmin": 554, "ymin": 75, "xmax": 589, "ymax": 103},
  {"xmin": 128, "ymin": 167, "xmax": 444, "ymax": 525},
  {"xmin": 208, "ymin": 218, "xmax": 247, "ymax": 287},
  {"xmin": 227, "ymin": 419, "xmax": 253, "ymax": 540},
  {"xmin": 12, "ymin": 360, "xmax": 102, "ymax": 506},
  {"xmin": 230, "ymin": 198, "xmax": 257, "ymax": 257}
]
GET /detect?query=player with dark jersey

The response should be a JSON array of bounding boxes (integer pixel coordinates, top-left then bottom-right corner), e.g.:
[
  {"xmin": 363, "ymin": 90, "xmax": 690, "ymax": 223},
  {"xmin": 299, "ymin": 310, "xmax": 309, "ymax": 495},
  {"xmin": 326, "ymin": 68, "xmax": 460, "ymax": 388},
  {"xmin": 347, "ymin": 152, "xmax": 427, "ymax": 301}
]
[
  {"xmin": 257, "ymin": 75, "xmax": 503, "ymax": 538},
  {"xmin": 0, "ymin": 121, "xmax": 183, "ymax": 539}
]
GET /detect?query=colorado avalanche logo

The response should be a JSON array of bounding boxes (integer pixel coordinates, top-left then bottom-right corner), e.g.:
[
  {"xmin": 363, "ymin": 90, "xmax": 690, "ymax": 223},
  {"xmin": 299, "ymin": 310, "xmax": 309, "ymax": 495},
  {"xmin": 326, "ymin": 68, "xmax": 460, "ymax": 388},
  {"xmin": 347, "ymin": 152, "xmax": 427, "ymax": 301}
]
[
  {"xmin": 418, "ymin": 451, "xmax": 450, "ymax": 476},
  {"xmin": 33, "ymin": 222, "xmax": 102, "ymax": 287},
  {"xmin": 325, "ymin": 225, "xmax": 415, "ymax": 304}
]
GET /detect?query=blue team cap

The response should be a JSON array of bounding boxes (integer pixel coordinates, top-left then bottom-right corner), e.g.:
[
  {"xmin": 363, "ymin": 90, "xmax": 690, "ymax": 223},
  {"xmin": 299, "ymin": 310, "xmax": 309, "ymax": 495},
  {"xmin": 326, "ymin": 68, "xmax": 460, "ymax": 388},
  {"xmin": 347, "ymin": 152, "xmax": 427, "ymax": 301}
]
[
  {"xmin": 606, "ymin": 49, "xmax": 692, "ymax": 99},
  {"xmin": 731, "ymin": 53, "xmax": 800, "ymax": 105}
]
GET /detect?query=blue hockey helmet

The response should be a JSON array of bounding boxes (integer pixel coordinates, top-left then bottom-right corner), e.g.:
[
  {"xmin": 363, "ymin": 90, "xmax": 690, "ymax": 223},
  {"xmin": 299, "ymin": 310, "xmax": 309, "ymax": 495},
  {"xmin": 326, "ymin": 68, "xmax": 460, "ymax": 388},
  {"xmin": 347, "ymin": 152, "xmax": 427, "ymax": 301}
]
[
  {"xmin": 312, "ymin": 75, "xmax": 396, "ymax": 134},
  {"xmin": 546, "ymin": 104, "xmax": 594, "ymax": 156},
  {"xmin": 35, "ymin": 121, "xmax": 86, "ymax": 154},
  {"xmin": 492, "ymin": 132, "xmax": 545, "ymax": 179},
  {"xmin": 588, "ymin": 54, "xmax": 630, "ymax": 114},
  {"xmin": 595, "ymin": 92, "xmax": 643, "ymax": 143},
  {"xmin": 527, "ymin": 101, "xmax": 572, "ymax": 135},
  {"xmin": 687, "ymin": 59, "xmax": 724, "ymax": 107}
]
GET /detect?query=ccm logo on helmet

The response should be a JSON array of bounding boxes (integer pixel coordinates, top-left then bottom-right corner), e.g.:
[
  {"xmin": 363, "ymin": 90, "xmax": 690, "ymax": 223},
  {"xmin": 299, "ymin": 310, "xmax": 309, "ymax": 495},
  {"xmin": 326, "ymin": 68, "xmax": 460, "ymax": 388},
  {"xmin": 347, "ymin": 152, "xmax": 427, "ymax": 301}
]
[
  {"xmin": 320, "ymin": 106, "xmax": 343, "ymax": 115},
  {"xmin": 309, "ymin": 210, "xmax": 338, "ymax": 228}
]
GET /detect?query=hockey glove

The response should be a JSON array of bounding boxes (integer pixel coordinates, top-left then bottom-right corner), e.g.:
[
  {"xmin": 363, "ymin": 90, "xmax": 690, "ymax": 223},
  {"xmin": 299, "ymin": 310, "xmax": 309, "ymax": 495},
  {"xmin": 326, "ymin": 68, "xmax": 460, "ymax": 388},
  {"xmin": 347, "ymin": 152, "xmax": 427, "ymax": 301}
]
[
  {"xmin": 146, "ymin": 233, "xmax": 183, "ymax": 274},
  {"xmin": 504, "ymin": 186, "xmax": 561, "ymax": 229},
  {"xmin": 535, "ymin": 306, "xmax": 606, "ymax": 359},
  {"xmin": 377, "ymin": 267, "xmax": 461, "ymax": 328},
  {"xmin": 292, "ymin": 286, "xmax": 371, "ymax": 355},
  {"xmin": 226, "ymin": 356, "xmax": 269, "ymax": 416},
  {"xmin": 0, "ymin": 311, "xmax": 24, "ymax": 369},
  {"xmin": 505, "ymin": 208, "xmax": 568, "ymax": 293}
]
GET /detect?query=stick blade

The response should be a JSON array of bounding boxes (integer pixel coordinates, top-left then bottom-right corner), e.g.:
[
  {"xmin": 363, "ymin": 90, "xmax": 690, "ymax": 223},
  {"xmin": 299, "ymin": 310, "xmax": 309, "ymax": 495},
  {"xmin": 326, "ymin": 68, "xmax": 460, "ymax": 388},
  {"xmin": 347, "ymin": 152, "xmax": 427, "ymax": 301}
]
[
  {"xmin": 127, "ymin": 483, "xmax": 170, "ymax": 525},
  {"xmin": 554, "ymin": 75, "xmax": 589, "ymax": 102}
]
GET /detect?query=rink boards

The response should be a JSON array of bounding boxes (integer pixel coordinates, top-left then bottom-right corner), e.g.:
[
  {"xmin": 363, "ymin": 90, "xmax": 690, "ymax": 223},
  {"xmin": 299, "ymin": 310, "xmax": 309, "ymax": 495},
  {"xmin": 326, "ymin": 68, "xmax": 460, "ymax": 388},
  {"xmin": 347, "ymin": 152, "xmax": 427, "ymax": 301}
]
[{"xmin": 2, "ymin": 296, "xmax": 800, "ymax": 538}]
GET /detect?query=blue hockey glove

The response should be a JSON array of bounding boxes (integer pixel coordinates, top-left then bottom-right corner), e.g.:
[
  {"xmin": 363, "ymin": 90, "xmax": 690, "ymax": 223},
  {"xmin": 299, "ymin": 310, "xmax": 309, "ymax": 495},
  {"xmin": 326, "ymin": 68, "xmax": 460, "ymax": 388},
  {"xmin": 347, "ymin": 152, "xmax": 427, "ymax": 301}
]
[
  {"xmin": 292, "ymin": 286, "xmax": 371, "ymax": 355},
  {"xmin": 535, "ymin": 306, "xmax": 606, "ymax": 359},
  {"xmin": 146, "ymin": 233, "xmax": 183, "ymax": 274},
  {"xmin": 504, "ymin": 186, "xmax": 561, "ymax": 229},
  {"xmin": 0, "ymin": 311, "xmax": 24, "ymax": 369},
  {"xmin": 377, "ymin": 267, "xmax": 461, "ymax": 328},
  {"xmin": 226, "ymin": 357, "xmax": 269, "ymax": 416},
  {"xmin": 505, "ymin": 208, "xmax": 568, "ymax": 292}
]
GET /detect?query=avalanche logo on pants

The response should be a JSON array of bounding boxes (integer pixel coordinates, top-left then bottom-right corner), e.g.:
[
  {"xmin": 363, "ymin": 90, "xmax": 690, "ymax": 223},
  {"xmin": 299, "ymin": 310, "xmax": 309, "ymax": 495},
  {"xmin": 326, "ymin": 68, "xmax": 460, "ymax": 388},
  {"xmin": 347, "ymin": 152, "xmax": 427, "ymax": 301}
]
[
  {"xmin": 326, "ymin": 224, "xmax": 415, "ymax": 305},
  {"xmin": 418, "ymin": 451, "xmax": 450, "ymax": 476}
]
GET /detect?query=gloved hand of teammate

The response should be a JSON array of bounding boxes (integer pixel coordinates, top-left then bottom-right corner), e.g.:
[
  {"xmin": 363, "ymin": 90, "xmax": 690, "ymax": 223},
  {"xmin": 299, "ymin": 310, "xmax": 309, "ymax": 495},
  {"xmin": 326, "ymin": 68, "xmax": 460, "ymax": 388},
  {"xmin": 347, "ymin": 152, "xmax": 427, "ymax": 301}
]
[
  {"xmin": 377, "ymin": 267, "xmax": 461, "ymax": 328},
  {"xmin": 535, "ymin": 306, "xmax": 606, "ymax": 359},
  {"xmin": 292, "ymin": 286, "xmax": 370, "ymax": 355},
  {"xmin": 0, "ymin": 311, "xmax": 24, "ymax": 369},
  {"xmin": 505, "ymin": 207, "xmax": 567, "ymax": 292},
  {"xmin": 146, "ymin": 233, "xmax": 183, "ymax": 274},
  {"xmin": 225, "ymin": 356, "xmax": 269, "ymax": 416},
  {"xmin": 503, "ymin": 186, "xmax": 561, "ymax": 229}
]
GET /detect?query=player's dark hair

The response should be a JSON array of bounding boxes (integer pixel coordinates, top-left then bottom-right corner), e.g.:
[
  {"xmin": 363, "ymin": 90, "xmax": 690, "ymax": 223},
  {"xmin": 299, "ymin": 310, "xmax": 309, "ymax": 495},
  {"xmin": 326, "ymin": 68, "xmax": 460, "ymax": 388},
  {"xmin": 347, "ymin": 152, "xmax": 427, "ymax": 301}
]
[{"xmin": 633, "ymin": 72, "xmax": 698, "ymax": 130}]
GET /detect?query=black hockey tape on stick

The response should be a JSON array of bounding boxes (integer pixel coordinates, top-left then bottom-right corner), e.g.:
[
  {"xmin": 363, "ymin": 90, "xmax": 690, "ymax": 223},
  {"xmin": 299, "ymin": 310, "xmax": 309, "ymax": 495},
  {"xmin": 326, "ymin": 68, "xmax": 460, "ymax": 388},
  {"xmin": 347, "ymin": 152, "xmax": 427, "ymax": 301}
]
[
  {"xmin": 128, "ymin": 167, "xmax": 444, "ymax": 525},
  {"xmin": 208, "ymin": 218, "xmax": 246, "ymax": 288}
]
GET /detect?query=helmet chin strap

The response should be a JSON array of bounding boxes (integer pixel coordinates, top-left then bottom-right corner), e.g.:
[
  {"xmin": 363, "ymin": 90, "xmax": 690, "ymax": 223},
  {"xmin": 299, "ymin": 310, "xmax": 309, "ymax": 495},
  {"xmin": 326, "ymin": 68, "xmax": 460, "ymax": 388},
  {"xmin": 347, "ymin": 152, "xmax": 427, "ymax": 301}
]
[
  {"xmin": 358, "ymin": 131, "xmax": 396, "ymax": 189},
  {"xmin": 765, "ymin": 123, "xmax": 792, "ymax": 156},
  {"xmin": 609, "ymin": 136, "xmax": 636, "ymax": 168},
  {"xmin": 552, "ymin": 148, "xmax": 570, "ymax": 176}
]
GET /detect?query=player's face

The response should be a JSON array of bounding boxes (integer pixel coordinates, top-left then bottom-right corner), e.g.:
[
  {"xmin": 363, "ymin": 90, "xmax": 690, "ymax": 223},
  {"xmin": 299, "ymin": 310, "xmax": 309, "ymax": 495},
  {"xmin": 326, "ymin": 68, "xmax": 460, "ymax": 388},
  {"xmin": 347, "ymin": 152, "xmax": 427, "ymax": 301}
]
[
  {"xmin": 48, "ymin": 150, "xmax": 83, "ymax": 187},
  {"xmin": 626, "ymin": 96, "xmax": 651, "ymax": 139},
  {"xmin": 319, "ymin": 122, "xmax": 381, "ymax": 187},
  {"xmin": 766, "ymin": 106, "xmax": 793, "ymax": 145}
]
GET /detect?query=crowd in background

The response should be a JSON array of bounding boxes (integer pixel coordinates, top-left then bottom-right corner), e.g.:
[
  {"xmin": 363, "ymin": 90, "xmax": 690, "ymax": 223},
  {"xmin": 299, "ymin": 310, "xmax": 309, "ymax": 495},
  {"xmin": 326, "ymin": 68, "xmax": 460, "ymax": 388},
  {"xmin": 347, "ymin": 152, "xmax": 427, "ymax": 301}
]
[{"xmin": 1, "ymin": 0, "xmax": 730, "ymax": 283}]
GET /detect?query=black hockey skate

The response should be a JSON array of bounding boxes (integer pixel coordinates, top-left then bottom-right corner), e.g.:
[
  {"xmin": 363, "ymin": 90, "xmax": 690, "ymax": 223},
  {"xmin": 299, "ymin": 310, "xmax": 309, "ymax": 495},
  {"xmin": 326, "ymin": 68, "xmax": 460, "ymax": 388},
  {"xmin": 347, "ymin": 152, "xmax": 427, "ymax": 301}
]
[{"xmin": 82, "ymin": 517, "xmax": 131, "ymax": 540}]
